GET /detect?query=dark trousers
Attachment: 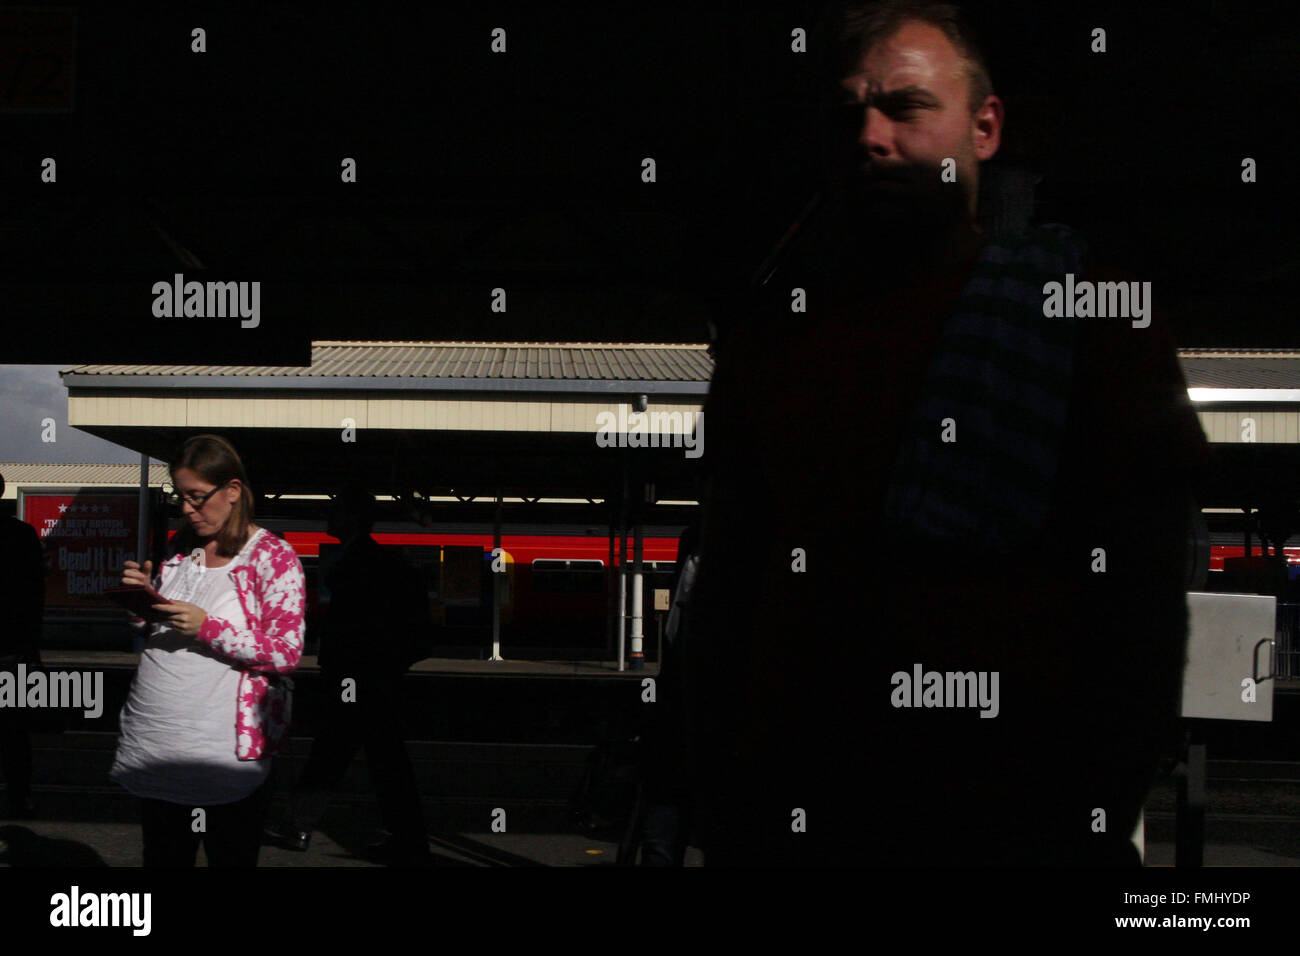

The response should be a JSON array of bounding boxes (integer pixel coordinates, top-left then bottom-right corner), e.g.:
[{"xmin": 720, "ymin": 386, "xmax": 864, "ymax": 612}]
[
  {"xmin": 140, "ymin": 780, "xmax": 271, "ymax": 867},
  {"xmin": 290, "ymin": 668, "xmax": 426, "ymax": 847},
  {"xmin": 0, "ymin": 712, "xmax": 33, "ymax": 813},
  {"xmin": 0, "ymin": 658, "xmax": 34, "ymax": 813},
  {"xmin": 636, "ymin": 693, "xmax": 692, "ymax": 866},
  {"xmin": 638, "ymin": 801, "xmax": 692, "ymax": 866}
]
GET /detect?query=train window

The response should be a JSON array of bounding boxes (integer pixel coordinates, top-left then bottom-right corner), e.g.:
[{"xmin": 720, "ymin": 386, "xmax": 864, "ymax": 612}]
[{"xmin": 532, "ymin": 559, "xmax": 606, "ymax": 594}]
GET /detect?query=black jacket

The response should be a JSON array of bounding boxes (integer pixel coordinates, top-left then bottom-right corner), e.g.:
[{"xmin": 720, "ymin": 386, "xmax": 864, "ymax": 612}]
[
  {"xmin": 0, "ymin": 516, "xmax": 44, "ymax": 660},
  {"xmin": 318, "ymin": 534, "xmax": 432, "ymax": 674}
]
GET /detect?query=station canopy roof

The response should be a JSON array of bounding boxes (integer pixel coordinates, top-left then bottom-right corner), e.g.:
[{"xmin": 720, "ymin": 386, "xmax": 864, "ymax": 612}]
[
  {"xmin": 59, "ymin": 342, "xmax": 711, "ymax": 516},
  {"xmin": 47, "ymin": 345, "xmax": 1300, "ymax": 516},
  {"xmin": 1179, "ymin": 351, "xmax": 1300, "ymax": 508}
]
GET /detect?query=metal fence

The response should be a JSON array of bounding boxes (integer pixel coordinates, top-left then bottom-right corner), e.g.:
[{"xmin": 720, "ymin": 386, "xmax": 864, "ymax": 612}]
[{"xmin": 1273, "ymin": 603, "xmax": 1300, "ymax": 679}]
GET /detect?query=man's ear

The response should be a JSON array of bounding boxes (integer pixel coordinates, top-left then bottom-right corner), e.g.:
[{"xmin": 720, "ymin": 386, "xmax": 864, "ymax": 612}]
[{"xmin": 972, "ymin": 94, "xmax": 1003, "ymax": 161}]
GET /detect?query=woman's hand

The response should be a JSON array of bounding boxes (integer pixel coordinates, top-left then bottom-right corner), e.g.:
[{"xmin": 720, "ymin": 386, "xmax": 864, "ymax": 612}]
[
  {"xmin": 121, "ymin": 559, "xmax": 153, "ymax": 587},
  {"xmin": 152, "ymin": 600, "xmax": 208, "ymax": 638}
]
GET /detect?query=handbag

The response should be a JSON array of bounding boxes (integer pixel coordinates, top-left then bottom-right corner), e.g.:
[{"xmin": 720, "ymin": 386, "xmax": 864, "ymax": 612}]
[{"xmin": 263, "ymin": 672, "xmax": 295, "ymax": 755}]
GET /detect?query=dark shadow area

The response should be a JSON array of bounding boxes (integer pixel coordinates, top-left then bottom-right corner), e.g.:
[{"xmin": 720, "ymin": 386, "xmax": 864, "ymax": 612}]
[
  {"xmin": 424, "ymin": 832, "xmax": 545, "ymax": 868},
  {"xmin": 0, "ymin": 825, "xmax": 109, "ymax": 867}
]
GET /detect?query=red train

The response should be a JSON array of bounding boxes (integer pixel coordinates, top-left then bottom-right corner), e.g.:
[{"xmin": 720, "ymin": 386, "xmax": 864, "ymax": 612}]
[
  {"xmin": 258, "ymin": 524, "xmax": 684, "ymax": 653},
  {"xmin": 134, "ymin": 530, "xmax": 1287, "ymax": 653},
  {"xmin": 270, "ymin": 536, "xmax": 1298, "ymax": 650},
  {"xmin": 1209, "ymin": 546, "xmax": 1300, "ymax": 572}
]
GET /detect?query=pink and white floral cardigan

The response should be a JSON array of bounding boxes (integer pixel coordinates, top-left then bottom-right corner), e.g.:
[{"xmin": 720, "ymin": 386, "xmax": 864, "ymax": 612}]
[{"xmin": 127, "ymin": 529, "xmax": 306, "ymax": 760}]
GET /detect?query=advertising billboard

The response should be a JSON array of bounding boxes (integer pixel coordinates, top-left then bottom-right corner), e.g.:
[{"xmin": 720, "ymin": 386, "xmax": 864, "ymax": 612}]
[{"xmin": 17, "ymin": 487, "xmax": 146, "ymax": 617}]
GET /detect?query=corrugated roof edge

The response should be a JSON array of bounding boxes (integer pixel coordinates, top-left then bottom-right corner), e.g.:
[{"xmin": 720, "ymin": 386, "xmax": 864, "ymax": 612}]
[
  {"xmin": 1179, "ymin": 350, "xmax": 1300, "ymax": 358},
  {"xmin": 311, "ymin": 341, "xmax": 711, "ymax": 348}
]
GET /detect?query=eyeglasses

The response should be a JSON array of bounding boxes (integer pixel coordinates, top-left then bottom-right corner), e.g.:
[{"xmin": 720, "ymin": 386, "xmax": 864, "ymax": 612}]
[{"xmin": 161, "ymin": 480, "xmax": 231, "ymax": 510}]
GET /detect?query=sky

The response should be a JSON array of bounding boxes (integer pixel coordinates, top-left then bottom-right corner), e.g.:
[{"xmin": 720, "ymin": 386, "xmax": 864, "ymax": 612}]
[{"xmin": 0, "ymin": 364, "xmax": 163, "ymax": 465}]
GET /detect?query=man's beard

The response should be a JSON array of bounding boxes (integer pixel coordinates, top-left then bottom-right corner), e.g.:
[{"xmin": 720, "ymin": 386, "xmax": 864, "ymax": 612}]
[{"xmin": 789, "ymin": 161, "xmax": 972, "ymax": 295}]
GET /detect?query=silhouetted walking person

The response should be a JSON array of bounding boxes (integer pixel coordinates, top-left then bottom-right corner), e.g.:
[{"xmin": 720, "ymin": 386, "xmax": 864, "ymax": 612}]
[
  {"xmin": 633, "ymin": 523, "xmax": 698, "ymax": 866},
  {"xmin": 269, "ymin": 483, "xmax": 433, "ymax": 865},
  {"xmin": 0, "ymin": 471, "xmax": 44, "ymax": 819}
]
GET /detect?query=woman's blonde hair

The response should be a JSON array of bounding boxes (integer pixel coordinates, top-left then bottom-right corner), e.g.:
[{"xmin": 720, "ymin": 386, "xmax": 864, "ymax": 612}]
[{"xmin": 169, "ymin": 433, "xmax": 255, "ymax": 558}]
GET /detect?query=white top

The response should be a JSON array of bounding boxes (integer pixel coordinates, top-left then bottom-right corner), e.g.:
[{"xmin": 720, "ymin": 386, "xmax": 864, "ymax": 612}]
[{"xmin": 110, "ymin": 529, "xmax": 271, "ymax": 805}]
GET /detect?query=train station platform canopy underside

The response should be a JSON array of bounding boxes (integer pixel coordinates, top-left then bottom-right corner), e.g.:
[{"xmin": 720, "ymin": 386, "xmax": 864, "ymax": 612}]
[
  {"xmin": 59, "ymin": 341, "xmax": 711, "ymax": 524},
  {"xmin": 1183, "ymin": 351, "xmax": 1300, "ymax": 515}
]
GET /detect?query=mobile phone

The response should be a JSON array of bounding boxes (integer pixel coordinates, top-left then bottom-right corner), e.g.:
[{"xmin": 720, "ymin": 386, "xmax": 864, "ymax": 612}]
[{"xmin": 103, "ymin": 585, "xmax": 174, "ymax": 622}]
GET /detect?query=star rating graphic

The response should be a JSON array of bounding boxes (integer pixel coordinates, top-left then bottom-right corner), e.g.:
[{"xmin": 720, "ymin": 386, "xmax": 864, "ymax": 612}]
[{"xmin": 56, "ymin": 503, "xmax": 112, "ymax": 514}]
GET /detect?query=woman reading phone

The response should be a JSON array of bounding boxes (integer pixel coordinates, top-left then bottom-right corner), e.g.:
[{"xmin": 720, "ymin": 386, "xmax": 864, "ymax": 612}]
[{"xmin": 112, "ymin": 433, "xmax": 305, "ymax": 866}]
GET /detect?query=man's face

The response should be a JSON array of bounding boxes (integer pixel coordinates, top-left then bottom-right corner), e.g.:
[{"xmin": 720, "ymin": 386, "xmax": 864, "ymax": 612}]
[{"xmin": 828, "ymin": 20, "xmax": 1001, "ymax": 220}]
